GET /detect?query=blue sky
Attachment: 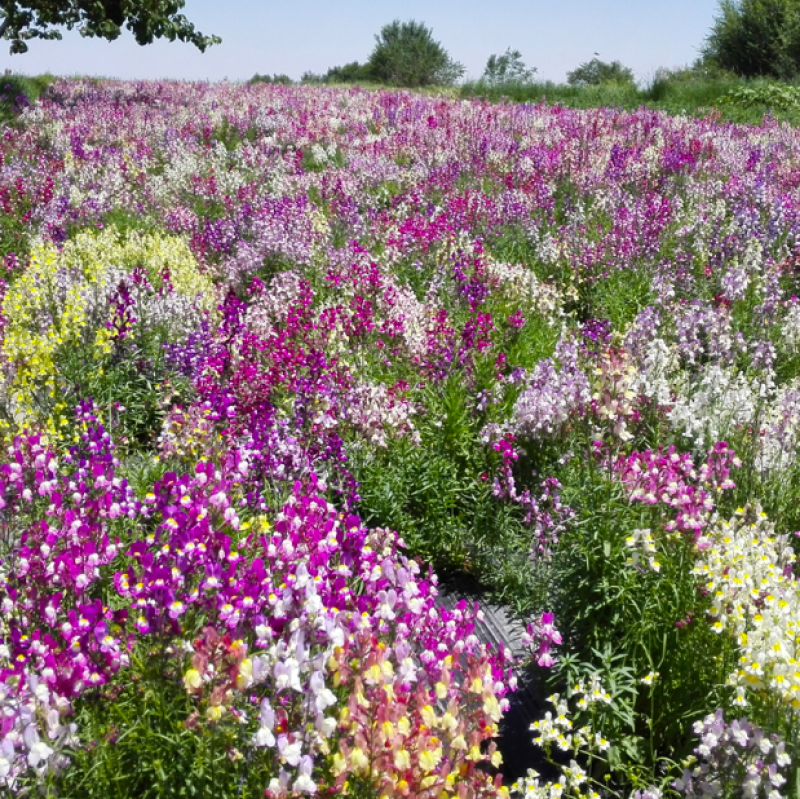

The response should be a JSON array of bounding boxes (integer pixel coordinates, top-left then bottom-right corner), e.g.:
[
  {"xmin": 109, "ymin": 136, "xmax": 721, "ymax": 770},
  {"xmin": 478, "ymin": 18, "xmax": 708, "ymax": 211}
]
[{"xmin": 1, "ymin": 0, "xmax": 722, "ymax": 84}]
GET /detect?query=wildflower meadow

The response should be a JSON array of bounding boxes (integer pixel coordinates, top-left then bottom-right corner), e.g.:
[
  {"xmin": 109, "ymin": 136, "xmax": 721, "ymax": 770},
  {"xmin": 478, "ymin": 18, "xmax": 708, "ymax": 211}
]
[{"xmin": 1, "ymin": 79, "xmax": 800, "ymax": 798}]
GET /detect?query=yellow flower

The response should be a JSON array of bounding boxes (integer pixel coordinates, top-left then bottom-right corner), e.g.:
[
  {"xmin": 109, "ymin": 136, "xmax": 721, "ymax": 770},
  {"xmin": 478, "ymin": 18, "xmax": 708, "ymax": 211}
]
[
  {"xmin": 419, "ymin": 747, "xmax": 442, "ymax": 772},
  {"xmin": 394, "ymin": 749, "xmax": 410, "ymax": 770},
  {"xmin": 364, "ymin": 663, "xmax": 382, "ymax": 683},
  {"xmin": 483, "ymin": 695, "xmax": 502, "ymax": 722},
  {"xmin": 440, "ymin": 712, "xmax": 458, "ymax": 732},
  {"xmin": 236, "ymin": 658, "xmax": 253, "ymax": 690},
  {"xmin": 183, "ymin": 669, "xmax": 202, "ymax": 692},
  {"xmin": 350, "ymin": 747, "xmax": 369, "ymax": 773},
  {"xmin": 421, "ymin": 704, "xmax": 438, "ymax": 727}
]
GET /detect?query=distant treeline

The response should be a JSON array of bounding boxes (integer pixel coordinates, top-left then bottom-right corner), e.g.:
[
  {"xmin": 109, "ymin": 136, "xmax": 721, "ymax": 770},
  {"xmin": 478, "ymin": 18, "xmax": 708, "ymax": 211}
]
[{"xmin": 251, "ymin": 2, "xmax": 800, "ymax": 93}]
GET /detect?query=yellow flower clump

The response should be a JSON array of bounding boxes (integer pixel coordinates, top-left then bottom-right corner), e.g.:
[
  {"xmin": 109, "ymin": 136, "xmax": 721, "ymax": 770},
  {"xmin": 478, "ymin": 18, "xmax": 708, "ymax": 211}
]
[
  {"xmin": 0, "ymin": 226, "xmax": 216, "ymax": 440},
  {"xmin": 58, "ymin": 226, "xmax": 216, "ymax": 311}
]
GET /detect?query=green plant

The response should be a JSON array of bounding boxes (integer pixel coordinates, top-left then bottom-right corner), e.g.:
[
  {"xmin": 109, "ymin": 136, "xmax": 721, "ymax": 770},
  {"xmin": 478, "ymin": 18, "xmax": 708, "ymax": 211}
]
[
  {"xmin": 719, "ymin": 79, "xmax": 800, "ymax": 107},
  {"xmin": 51, "ymin": 648, "xmax": 276, "ymax": 799},
  {"xmin": 703, "ymin": 0, "xmax": 800, "ymax": 79},
  {"xmin": 0, "ymin": 71, "xmax": 53, "ymax": 122},
  {"xmin": 0, "ymin": 0, "xmax": 220, "ymax": 54},
  {"xmin": 365, "ymin": 19, "xmax": 464, "ymax": 87},
  {"xmin": 567, "ymin": 58, "xmax": 636, "ymax": 87},
  {"xmin": 353, "ymin": 371, "xmax": 550, "ymax": 616},
  {"xmin": 546, "ymin": 455, "xmax": 737, "ymax": 772},
  {"xmin": 248, "ymin": 73, "xmax": 293, "ymax": 85},
  {"xmin": 481, "ymin": 48, "xmax": 537, "ymax": 87}
]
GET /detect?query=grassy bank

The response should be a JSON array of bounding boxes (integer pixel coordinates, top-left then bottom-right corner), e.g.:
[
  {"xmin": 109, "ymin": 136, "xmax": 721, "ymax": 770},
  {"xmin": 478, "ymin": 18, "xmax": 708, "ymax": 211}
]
[
  {"xmin": 0, "ymin": 73, "xmax": 55, "ymax": 123},
  {"xmin": 460, "ymin": 74, "xmax": 800, "ymax": 125}
]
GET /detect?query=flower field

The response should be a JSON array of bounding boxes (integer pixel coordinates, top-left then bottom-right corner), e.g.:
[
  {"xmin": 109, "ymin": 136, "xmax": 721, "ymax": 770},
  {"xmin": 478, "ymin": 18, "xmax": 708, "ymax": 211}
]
[{"xmin": 1, "ymin": 79, "xmax": 800, "ymax": 797}]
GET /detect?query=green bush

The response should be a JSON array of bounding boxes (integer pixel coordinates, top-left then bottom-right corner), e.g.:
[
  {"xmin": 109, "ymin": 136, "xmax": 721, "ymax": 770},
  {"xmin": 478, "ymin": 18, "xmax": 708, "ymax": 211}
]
[
  {"xmin": 365, "ymin": 19, "xmax": 464, "ymax": 87},
  {"xmin": 481, "ymin": 48, "xmax": 537, "ymax": 88},
  {"xmin": 248, "ymin": 73, "xmax": 293, "ymax": 85},
  {"xmin": 567, "ymin": 58, "xmax": 636, "ymax": 86},
  {"xmin": 323, "ymin": 61, "xmax": 372, "ymax": 84},
  {"xmin": 0, "ymin": 72, "xmax": 54, "ymax": 121},
  {"xmin": 719, "ymin": 79, "xmax": 800, "ymax": 107},
  {"xmin": 703, "ymin": 0, "xmax": 800, "ymax": 78}
]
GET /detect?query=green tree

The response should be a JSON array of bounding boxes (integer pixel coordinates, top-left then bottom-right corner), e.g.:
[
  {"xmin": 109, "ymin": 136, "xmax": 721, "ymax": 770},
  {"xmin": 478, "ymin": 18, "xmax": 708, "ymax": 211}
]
[
  {"xmin": 324, "ymin": 61, "xmax": 371, "ymax": 83},
  {"xmin": 482, "ymin": 47, "xmax": 537, "ymax": 86},
  {"xmin": 0, "ymin": 0, "xmax": 219, "ymax": 54},
  {"xmin": 703, "ymin": 0, "xmax": 800, "ymax": 78},
  {"xmin": 567, "ymin": 57, "xmax": 636, "ymax": 86},
  {"xmin": 365, "ymin": 19, "xmax": 464, "ymax": 87},
  {"xmin": 249, "ymin": 73, "xmax": 294, "ymax": 85}
]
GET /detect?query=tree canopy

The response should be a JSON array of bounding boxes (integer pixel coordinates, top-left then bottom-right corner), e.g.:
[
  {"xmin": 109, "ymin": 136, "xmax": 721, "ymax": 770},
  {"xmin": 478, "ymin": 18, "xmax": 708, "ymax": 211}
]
[
  {"xmin": 703, "ymin": 0, "xmax": 800, "ymax": 78},
  {"xmin": 566, "ymin": 58, "xmax": 635, "ymax": 86},
  {"xmin": 481, "ymin": 48, "xmax": 536, "ymax": 86},
  {"xmin": 365, "ymin": 19, "xmax": 464, "ymax": 87},
  {"xmin": 0, "ymin": 0, "xmax": 220, "ymax": 54}
]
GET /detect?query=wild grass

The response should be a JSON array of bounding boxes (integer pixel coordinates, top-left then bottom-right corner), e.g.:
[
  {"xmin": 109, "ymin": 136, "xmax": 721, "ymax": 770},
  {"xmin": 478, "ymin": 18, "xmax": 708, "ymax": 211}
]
[
  {"xmin": 0, "ymin": 72, "xmax": 55, "ymax": 123},
  {"xmin": 8, "ymin": 70, "xmax": 799, "ymax": 127},
  {"xmin": 461, "ymin": 74, "xmax": 800, "ymax": 126}
]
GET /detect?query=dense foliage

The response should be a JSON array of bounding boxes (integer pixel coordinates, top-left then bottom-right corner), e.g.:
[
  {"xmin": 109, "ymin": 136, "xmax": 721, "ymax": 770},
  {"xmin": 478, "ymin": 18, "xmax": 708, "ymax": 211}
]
[
  {"xmin": 703, "ymin": 0, "xmax": 800, "ymax": 78},
  {"xmin": 0, "ymin": 0, "xmax": 219, "ymax": 54},
  {"xmin": 481, "ymin": 49, "xmax": 537, "ymax": 89},
  {"xmin": 1, "ymin": 78, "xmax": 800, "ymax": 798},
  {"xmin": 566, "ymin": 58, "xmax": 635, "ymax": 87},
  {"xmin": 365, "ymin": 20, "xmax": 464, "ymax": 87}
]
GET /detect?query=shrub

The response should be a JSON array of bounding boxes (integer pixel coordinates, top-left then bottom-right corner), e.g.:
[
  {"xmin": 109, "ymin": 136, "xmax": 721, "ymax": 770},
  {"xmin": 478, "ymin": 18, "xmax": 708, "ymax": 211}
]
[
  {"xmin": 566, "ymin": 58, "xmax": 636, "ymax": 86},
  {"xmin": 719, "ymin": 80, "xmax": 800, "ymax": 108},
  {"xmin": 365, "ymin": 19, "xmax": 464, "ymax": 87},
  {"xmin": 703, "ymin": 0, "xmax": 800, "ymax": 78},
  {"xmin": 323, "ymin": 61, "xmax": 372, "ymax": 84},
  {"xmin": 481, "ymin": 49, "xmax": 537, "ymax": 87},
  {"xmin": 249, "ymin": 73, "xmax": 293, "ymax": 85}
]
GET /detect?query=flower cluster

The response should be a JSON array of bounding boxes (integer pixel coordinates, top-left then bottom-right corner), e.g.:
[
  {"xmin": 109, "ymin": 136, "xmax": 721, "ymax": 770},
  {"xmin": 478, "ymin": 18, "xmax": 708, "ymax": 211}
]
[
  {"xmin": 6, "ymin": 74, "xmax": 800, "ymax": 796},
  {"xmin": 512, "ymin": 340, "xmax": 591, "ymax": 441},
  {"xmin": 0, "ymin": 402, "xmax": 139, "ymax": 786},
  {"xmin": 674, "ymin": 710, "xmax": 791, "ymax": 799},
  {"xmin": 625, "ymin": 528, "xmax": 661, "ymax": 573},
  {"xmin": 693, "ymin": 505, "xmax": 800, "ymax": 713},
  {"xmin": 611, "ymin": 442, "xmax": 739, "ymax": 540},
  {"xmin": 512, "ymin": 677, "xmax": 615, "ymax": 799},
  {"xmin": 0, "ymin": 227, "xmax": 216, "ymax": 438},
  {"xmin": 0, "ymin": 397, "xmax": 525, "ymax": 793}
]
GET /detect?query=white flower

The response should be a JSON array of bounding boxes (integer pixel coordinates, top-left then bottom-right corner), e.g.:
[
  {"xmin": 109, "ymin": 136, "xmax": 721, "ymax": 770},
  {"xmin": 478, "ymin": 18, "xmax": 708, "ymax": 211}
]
[
  {"xmin": 27, "ymin": 740, "xmax": 54, "ymax": 768},
  {"xmin": 277, "ymin": 736, "xmax": 302, "ymax": 767}
]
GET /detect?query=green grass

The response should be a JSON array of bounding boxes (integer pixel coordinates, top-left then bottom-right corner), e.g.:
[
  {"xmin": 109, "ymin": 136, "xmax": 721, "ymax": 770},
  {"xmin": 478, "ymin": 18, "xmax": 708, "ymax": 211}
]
[
  {"xmin": 460, "ymin": 75, "xmax": 800, "ymax": 126},
  {"xmin": 0, "ymin": 73, "xmax": 55, "ymax": 123},
  {"xmin": 6, "ymin": 72, "xmax": 800, "ymax": 128}
]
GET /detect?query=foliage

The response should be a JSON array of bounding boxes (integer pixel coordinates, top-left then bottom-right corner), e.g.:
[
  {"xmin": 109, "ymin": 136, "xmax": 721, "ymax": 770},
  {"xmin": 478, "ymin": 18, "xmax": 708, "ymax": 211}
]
[
  {"xmin": 460, "ymin": 72, "xmax": 800, "ymax": 125},
  {"xmin": 718, "ymin": 79, "xmax": 800, "ymax": 107},
  {"xmin": 0, "ymin": 71, "xmax": 53, "ymax": 121},
  {"xmin": 365, "ymin": 19, "xmax": 465, "ymax": 87},
  {"xmin": 702, "ymin": 0, "xmax": 800, "ymax": 78},
  {"xmin": 249, "ymin": 73, "xmax": 294, "ymax": 86},
  {"xmin": 481, "ymin": 48, "xmax": 537, "ymax": 87},
  {"xmin": 322, "ymin": 61, "xmax": 372, "ymax": 84},
  {"xmin": 566, "ymin": 58, "xmax": 635, "ymax": 86},
  {"xmin": 0, "ymin": 0, "xmax": 220, "ymax": 54}
]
